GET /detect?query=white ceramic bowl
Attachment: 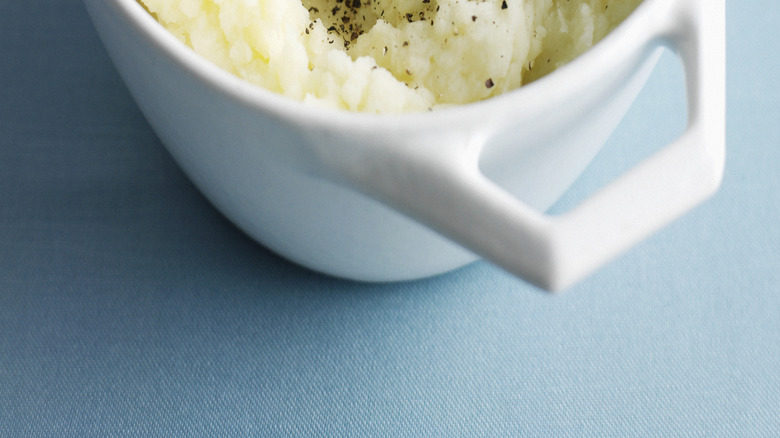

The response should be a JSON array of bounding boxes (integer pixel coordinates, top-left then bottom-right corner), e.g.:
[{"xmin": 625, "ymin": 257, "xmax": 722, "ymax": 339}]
[{"xmin": 83, "ymin": 0, "xmax": 724, "ymax": 290}]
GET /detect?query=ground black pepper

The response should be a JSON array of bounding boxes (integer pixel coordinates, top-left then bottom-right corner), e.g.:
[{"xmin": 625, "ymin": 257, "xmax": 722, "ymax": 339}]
[{"xmin": 305, "ymin": 0, "xmax": 379, "ymax": 47}]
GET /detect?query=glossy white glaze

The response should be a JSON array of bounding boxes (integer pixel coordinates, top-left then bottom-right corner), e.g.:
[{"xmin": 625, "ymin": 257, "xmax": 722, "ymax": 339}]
[{"xmin": 83, "ymin": 0, "xmax": 725, "ymax": 290}]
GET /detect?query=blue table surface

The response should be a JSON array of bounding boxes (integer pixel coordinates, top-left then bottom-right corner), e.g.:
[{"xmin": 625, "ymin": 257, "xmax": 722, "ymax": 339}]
[{"xmin": 1, "ymin": 1, "xmax": 778, "ymax": 436}]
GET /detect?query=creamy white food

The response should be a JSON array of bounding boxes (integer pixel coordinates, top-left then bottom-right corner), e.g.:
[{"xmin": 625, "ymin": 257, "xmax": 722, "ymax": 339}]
[{"xmin": 139, "ymin": 0, "xmax": 642, "ymax": 112}]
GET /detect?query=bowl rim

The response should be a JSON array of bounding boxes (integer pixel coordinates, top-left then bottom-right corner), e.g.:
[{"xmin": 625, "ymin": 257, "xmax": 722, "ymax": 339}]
[{"xmin": 110, "ymin": 0, "xmax": 666, "ymax": 132}]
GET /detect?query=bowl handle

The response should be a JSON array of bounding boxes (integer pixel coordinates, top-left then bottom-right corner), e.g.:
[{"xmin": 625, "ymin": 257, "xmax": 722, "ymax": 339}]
[{"xmin": 327, "ymin": 0, "xmax": 724, "ymax": 290}]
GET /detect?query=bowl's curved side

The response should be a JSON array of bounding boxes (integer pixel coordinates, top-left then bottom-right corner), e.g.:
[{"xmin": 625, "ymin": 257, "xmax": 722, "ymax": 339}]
[{"xmin": 83, "ymin": 0, "xmax": 482, "ymax": 281}]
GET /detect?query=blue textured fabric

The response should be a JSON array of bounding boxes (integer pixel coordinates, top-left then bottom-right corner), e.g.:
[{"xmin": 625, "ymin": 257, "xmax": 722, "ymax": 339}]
[{"xmin": 1, "ymin": 1, "xmax": 778, "ymax": 436}]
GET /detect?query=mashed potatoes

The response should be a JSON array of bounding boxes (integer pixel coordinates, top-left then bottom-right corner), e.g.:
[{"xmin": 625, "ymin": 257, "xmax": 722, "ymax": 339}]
[{"xmin": 139, "ymin": 0, "xmax": 642, "ymax": 112}]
